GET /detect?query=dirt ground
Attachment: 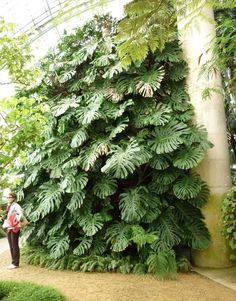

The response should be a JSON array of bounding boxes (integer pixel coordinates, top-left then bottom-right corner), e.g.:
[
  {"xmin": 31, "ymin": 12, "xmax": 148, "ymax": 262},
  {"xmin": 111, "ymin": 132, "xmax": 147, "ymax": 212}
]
[{"xmin": 0, "ymin": 251, "xmax": 235, "ymax": 301}]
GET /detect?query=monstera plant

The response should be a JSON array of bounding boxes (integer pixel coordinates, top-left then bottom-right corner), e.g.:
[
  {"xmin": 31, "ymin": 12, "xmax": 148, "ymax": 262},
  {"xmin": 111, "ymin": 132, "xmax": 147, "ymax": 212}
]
[{"xmin": 19, "ymin": 15, "xmax": 211, "ymax": 278}]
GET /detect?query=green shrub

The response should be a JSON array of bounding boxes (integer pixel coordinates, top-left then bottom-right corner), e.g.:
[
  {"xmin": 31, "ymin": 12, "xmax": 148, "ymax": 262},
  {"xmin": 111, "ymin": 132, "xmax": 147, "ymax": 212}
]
[
  {"xmin": 222, "ymin": 186, "xmax": 236, "ymax": 260},
  {"xmin": 0, "ymin": 280, "xmax": 67, "ymax": 301}
]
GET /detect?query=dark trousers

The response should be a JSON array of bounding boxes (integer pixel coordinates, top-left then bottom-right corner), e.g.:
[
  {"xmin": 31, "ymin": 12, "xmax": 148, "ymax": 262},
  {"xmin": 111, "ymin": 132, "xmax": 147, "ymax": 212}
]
[{"xmin": 7, "ymin": 231, "xmax": 20, "ymax": 266}]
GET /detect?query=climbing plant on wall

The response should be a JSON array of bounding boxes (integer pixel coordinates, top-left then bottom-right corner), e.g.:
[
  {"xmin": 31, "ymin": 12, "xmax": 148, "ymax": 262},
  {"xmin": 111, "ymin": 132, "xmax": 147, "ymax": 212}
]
[{"xmin": 19, "ymin": 15, "xmax": 211, "ymax": 278}]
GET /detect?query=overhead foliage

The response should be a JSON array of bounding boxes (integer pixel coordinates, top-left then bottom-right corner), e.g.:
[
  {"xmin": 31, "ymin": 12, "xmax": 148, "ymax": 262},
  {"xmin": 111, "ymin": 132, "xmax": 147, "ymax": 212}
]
[
  {"xmin": 0, "ymin": 18, "xmax": 40, "ymax": 85},
  {"xmin": 0, "ymin": 18, "xmax": 46, "ymax": 190},
  {"xmin": 19, "ymin": 15, "xmax": 211, "ymax": 278}
]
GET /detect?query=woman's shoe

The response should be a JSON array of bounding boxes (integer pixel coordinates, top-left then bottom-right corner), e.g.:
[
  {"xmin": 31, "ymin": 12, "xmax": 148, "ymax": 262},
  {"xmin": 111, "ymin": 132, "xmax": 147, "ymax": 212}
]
[{"xmin": 6, "ymin": 264, "xmax": 18, "ymax": 269}]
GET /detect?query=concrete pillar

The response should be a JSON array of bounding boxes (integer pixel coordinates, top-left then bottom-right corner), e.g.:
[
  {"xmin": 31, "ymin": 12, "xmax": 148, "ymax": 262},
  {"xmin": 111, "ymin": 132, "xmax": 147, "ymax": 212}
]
[{"xmin": 177, "ymin": 3, "xmax": 232, "ymax": 267}]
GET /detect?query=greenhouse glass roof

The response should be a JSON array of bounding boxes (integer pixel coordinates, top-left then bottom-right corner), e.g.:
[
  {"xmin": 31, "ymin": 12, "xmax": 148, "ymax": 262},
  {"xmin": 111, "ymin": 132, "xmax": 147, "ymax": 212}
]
[
  {"xmin": 0, "ymin": 0, "xmax": 129, "ymax": 50},
  {"xmin": 0, "ymin": 0, "xmax": 129, "ymax": 96}
]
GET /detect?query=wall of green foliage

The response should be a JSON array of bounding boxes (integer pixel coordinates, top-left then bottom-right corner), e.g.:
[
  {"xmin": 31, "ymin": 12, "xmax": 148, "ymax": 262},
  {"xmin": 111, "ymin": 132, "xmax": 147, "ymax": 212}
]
[{"xmin": 19, "ymin": 15, "xmax": 211, "ymax": 278}]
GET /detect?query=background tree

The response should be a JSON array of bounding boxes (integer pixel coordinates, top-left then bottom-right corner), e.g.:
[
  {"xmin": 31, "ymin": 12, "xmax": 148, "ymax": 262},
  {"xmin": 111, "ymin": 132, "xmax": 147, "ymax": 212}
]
[{"xmin": 0, "ymin": 18, "xmax": 46, "ymax": 190}]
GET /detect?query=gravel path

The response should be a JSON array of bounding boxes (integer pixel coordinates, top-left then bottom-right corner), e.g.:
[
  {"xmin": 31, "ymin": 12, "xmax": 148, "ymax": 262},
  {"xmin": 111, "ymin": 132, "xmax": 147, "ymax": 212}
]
[
  {"xmin": 0, "ymin": 237, "xmax": 8, "ymax": 254},
  {"xmin": 0, "ymin": 242, "xmax": 235, "ymax": 301}
]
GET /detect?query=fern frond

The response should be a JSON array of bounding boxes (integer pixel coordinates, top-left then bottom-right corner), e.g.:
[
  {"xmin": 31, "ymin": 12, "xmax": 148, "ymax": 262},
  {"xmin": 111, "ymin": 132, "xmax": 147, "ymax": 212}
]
[{"xmin": 131, "ymin": 225, "xmax": 158, "ymax": 251}]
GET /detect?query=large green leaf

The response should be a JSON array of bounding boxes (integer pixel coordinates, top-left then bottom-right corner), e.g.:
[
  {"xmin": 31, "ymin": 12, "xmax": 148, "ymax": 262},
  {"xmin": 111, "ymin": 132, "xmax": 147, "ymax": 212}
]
[
  {"xmin": 119, "ymin": 186, "xmax": 148, "ymax": 222},
  {"xmin": 147, "ymin": 250, "xmax": 177, "ymax": 279},
  {"xmin": 35, "ymin": 182, "xmax": 63, "ymax": 219},
  {"xmin": 173, "ymin": 146, "xmax": 205, "ymax": 169},
  {"xmin": 173, "ymin": 173, "xmax": 202, "ymax": 200},
  {"xmin": 73, "ymin": 237, "xmax": 93, "ymax": 256},
  {"xmin": 106, "ymin": 223, "xmax": 132, "ymax": 252},
  {"xmin": 93, "ymin": 176, "xmax": 117, "ymax": 199},
  {"xmin": 148, "ymin": 120, "xmax": 189, "ymax": 154},
  {"xmin": 151, "ymin": 210, "xmax": 182, "ymax": 251},
  {"xmin": 79, "ymin": 213, "xmax": 104, "ymax": 236},
  {"xmin": 135, "ymin": 67, "xmax": 165, "ymax": 97},
  {"xmin": 47, "ymin": 235, "xmax": 70, "ymax": 259},
  {"xmin": 66, "ymin": 191, "xmax": 86, "ymax": 211},
  {"xmin": 70, "ymin": 127, "xmax": 88, "ymax": 148},
  {"xmin": 60, "ymin": 172, "xmax": 88, "ymax": 193},
  {"xmin": 101, "ymin": 139, "xmax": 151, "ymax": 178}
]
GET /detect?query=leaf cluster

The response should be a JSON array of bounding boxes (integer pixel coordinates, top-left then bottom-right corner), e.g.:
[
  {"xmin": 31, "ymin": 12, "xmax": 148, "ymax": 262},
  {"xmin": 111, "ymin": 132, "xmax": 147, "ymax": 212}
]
[{"xmin": 221, "ymin": 186, "xmax": 236, "ymax": 260}]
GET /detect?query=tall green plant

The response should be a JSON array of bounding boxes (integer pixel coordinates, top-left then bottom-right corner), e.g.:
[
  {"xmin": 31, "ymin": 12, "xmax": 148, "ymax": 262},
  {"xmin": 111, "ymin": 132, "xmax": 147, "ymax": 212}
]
[{"xmin": 19, "ymin": 15, "xmax": 211, "ymax": 278}]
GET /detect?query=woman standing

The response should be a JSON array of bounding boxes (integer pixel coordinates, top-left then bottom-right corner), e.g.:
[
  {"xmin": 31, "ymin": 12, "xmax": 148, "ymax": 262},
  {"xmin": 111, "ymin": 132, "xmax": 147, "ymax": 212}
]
[{"xmin": 2, "ymin": 192, "xmax": 23, "ymax": 269}]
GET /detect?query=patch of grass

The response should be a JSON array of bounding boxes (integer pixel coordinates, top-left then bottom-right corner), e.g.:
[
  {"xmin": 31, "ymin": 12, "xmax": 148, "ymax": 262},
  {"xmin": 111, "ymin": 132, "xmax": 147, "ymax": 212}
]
[{"xmin": 0, "ymin": 280, "xmax": 67, "ymax": 301}]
